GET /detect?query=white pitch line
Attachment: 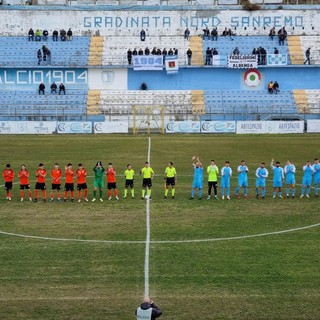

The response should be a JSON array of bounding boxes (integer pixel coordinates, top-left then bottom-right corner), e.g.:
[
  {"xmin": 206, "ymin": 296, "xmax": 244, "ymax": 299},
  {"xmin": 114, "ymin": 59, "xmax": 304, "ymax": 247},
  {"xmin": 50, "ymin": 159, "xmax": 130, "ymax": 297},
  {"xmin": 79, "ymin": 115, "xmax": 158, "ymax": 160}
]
[
  {"xmin": 144, "ymin": 136, "xmax": 151, "ymax": 297},
  {"xmin": 0, "ymin": 222, "xmax": 319, "ymax": 244}
]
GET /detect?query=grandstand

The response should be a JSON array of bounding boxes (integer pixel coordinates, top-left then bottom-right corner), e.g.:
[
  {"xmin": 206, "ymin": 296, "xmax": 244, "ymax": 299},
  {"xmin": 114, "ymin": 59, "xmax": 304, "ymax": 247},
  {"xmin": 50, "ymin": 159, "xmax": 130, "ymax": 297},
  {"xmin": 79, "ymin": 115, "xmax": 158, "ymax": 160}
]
[{"xmin": 0, "ymin": 4, "xmax": 319, "ymax": 129}]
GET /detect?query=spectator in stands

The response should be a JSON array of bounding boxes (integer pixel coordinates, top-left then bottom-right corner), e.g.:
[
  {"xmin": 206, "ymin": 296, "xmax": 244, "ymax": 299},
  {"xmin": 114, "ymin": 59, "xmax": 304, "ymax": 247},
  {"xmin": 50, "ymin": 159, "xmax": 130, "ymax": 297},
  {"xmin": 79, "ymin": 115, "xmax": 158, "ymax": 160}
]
[
  {"xmin": 174, "ymin": 48, "xmax": 178, "ymax": 55},
  {"xmin": 156, "ymin": 48, "xmax": 161, "ymax": 55},
  {"xmin": 186, "ymin": 48, "xmax": 192, "ymax": 65},
  {"xmin": 269, "ymin": 27, "xmax": 275, "ymax": 40},
  {"xmin": 42, "ymin": 45, "xmax": 51, "ymax": 65},
  {"xmin": 233, "ymin": 47, "xmax": 240, "ymax": 55},
  {"xmin": 211, "ymin": 28, "xmax": 218, "ymax": 41},
  {"xmin": 252, "ymin": 48, "xmax": 257, "ymax": 55},
  {"xmin": 260, "ymin": 47, "xmax": 267, "ymax": 65},
  {"xmin": 304, "ymin": 48, "xmax": 311, "ymax": 65},
  {"xmin": 273, "ymin": 81, "xmax": 279, "ymax": 94},
  {"xmin": 184, "ymin": 28, "xmax": 190, "ymax": 40},
  {"xmin": 228, "ymin": 28, "xmax": 234, "ymax": 41},
  {"xmin": 35, "ymin": 29, "xmax": 42, "ymax": 41},
  {"xmin": 132, "ymin": 48, "xmax": 138, "ymax": 56},
  {"xmin": 67, "ymin": 28, "xmax": 73, "ymax": 41},
  {"xmin": 256, "ymin": 47, "xmax": 261, "ymax": 64},
  {"xmin": 140, "ymin": 29, "xmax": 146, "ymax": 41},
  {"xmin": 37, "ymin": 49, "xmax": 42, "ymax": 66},
  {"xmin": 222, "ymin": 27, "xmax": 228, "ymax": 36},
  {"xmin": 168, "ymin": 48, "xmax": 174, "ymax": 55},
  {"xmin": 140, "ymin": 82, "xmax": 148, "ymax": 90},
  {"xmin": 145, "ymin": 47, "xmax": 150, "ymax": 55},
  {"xmin": 127, "ymin": 49, "xmax": 133, "ymax": 65},
  {"xmin": 51, "ymin": 82, "xmax": 57, "ymax": 94},
  {"xmin": 268, "ymin": 81, "xmax": 274, "ymax": 94},
  {"xmin": 28, "ymin": 28, "xmax": 34, "ymax": 41},
  {"xmin": 42, "ymin": 29, "xmax": 48, "ymax": 41},
  {"xmin": 205, "ymin": 47, "xmax": 212, "ymax": 65},
  {"xmin": 202, "ymin": 27, "xmax": 210, "ymax": 40},
  {"xmin": 212, "ymin": 48, "xmax": 218, "ymax": 55},
  {"xmin": 151, "ymin": 47, "xmax": 157, "ymax": 55},
  {"xmin": 39, "ymin": 82, "xmax": 45, "ymax": 95},
  {"xmin": 60, "ymin": 29, "xmax": 67, "ymax": 41},
  {"xmin": 162, "ymin": 48, "xmax": 167, "ymax": 64},
  {"xmin": 52, "ymin": 29, "xmax": 58, "ymax": 41},
  {"xmin": 59, "ymin": 83, "xmax": 66, "ymax": 95},
  {"xmin": 274, "ymin": 47, "xmax": 279, "ymax": 54},
  {"xmin": 278, "ymin": 27, "xmax": 287, "ymax": 46},
  {"xmin": 138, "ymin": 48, "xmax": 143, "ymax": 55}
]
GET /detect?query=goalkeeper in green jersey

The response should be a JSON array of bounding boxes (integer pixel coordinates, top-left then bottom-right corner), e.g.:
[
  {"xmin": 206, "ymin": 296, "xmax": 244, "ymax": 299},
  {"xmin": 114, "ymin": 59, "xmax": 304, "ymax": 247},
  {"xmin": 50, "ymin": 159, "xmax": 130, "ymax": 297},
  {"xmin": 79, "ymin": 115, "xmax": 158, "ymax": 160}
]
[{"xmin": 92, "ymin": 161, "xmax": 105, "ymax": 202}]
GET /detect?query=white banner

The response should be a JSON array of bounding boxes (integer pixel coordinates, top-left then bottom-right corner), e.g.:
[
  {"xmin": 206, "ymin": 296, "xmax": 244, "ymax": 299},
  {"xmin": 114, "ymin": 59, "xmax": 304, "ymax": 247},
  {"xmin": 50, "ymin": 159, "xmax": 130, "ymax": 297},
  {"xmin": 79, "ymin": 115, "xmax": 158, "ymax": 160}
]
[
  {"xmin": 267, "ymin": 54, "xmax": 288, "ymax": 66},
  {"xmin": 57, "ymin": 122, "xmax": 92, "ymax": 134},
  {"xmin": 212, "ymin": 55, "xmax": 221, "ymax": 66},
  {"xmin": 94, "ymin": 121, "xmax": 129, "ymax": 133},
  {"xmin": 165, "ymin": 55, "xmax": 179, "ymax": 74},
  {"xmin": 228, "ymin": 55, "xmax": 258, "ymax": 69},
  {"xmin": 26, "ymin": 121, "xmax": 57, "ymax": 134},
  {"xmin": 0, "ymin": 121, "xmax": 23, "ymax": 134},
  {"xmin": 307, "ymin": 119, "xmax": 320, "ymax": 133},
  {"xmin": 166, "ymin": 121, "xmax": 200, "ymax": 133},
  {"xmin": 133, "ymin": 55, "xmax": 163, "ymax": 71},
  {"xmin": 267, "ymin": 121, "xmax": 304, "ymax": 134},
  {"xmin": 201, "ymin": 121, "xmax": 236, "ymax": 133},
  {"xmin": 237, "ymin": 121, "xmax": 267, "ymax": 134}
]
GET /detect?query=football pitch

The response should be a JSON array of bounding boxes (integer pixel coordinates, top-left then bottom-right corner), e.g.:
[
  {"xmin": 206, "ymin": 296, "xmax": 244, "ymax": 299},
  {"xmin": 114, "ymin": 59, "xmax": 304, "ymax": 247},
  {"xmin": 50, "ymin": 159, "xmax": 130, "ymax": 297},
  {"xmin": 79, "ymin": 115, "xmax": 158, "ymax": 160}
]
[{"xmin": 0, "ymin": 134, "xmax": 319, "ymax": 320}]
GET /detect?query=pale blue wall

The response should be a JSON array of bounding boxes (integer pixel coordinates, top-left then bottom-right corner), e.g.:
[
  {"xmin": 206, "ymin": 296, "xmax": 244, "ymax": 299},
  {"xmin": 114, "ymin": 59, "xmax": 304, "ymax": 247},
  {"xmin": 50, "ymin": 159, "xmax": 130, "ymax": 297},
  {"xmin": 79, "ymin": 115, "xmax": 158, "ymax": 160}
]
[{"xmin": 128, "ymin": 67, "xmax": 320, "ymax": 90}]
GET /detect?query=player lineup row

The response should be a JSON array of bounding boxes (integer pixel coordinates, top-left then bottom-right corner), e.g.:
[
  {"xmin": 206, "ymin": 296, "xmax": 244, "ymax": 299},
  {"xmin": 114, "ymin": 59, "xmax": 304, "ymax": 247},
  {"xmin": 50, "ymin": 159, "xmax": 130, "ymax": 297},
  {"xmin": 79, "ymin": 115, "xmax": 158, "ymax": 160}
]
[{"xmin": 2, "ymin": 158, "xmax": 320, "ymax": 202}]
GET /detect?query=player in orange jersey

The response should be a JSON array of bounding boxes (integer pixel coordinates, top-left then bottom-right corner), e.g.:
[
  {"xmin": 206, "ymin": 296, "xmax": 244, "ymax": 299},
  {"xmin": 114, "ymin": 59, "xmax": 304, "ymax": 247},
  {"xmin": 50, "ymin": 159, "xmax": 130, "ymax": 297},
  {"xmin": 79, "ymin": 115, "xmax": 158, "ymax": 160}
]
[
  {"xmin": 64, "ymin": 163, "xmax": 75, "ymax": 202},
  {"xmin": 2, "ymin": 164, "xmax": 14, "ymax": 201},
  {"xmin": 106, "ymin": 163, "xmax": 119, "ymax": 200},
  {"xmin": 76, "ymin": 163, "xmax": 88, "ymax": 202},
  {"xmin": 50, "ymin": 163, "xmax": 62, "ymax": 202},
  {"xmin": 18, "ymin": 164, "xmax": 32, "ymax": 202},
  {"xmin": 34, "ymin": 163, "xmax": 47, "ymax": 202}
]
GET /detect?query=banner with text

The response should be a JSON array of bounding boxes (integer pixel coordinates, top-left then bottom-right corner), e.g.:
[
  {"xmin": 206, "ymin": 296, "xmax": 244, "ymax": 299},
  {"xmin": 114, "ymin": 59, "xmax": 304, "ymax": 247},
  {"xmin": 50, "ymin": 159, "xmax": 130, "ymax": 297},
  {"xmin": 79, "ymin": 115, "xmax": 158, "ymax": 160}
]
[
  {"xmin": 201, "ymin": 121, "xmax": 236, "ymax": 133},
  {"xmin": 0, "ymin": 121, "xmax": 57, "ymax": 134},
  {"xmin": 57, "ymin": 122, "xmax": 92, "ymax": 134},
  {"xmin": 166, "ymin": 121, "xmax": 200, "ymax": 133},
  {"xmin": 133, "ymin": 55, "xmax": 163, "ymax": 71},
  {"xmin": 307, "ymin": 119, "xmax": 320, "ymax": 133},
  {"xmin": 94, "ymin": 121, "xmax": 129, "ymax": 133},
  {"xmin": 237, "ymin": 121, "xmax": 304, "ymax": 134},
  {"xmin": 228, "ymin": 55, "xmax": 258, "ymax": 69}
]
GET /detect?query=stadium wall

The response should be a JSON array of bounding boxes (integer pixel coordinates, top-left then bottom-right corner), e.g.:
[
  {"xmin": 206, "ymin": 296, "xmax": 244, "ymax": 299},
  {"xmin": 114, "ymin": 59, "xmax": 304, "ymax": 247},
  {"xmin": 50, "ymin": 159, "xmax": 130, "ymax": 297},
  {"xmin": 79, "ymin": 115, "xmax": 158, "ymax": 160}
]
[{"xmin": 0, "ymin": 8, "xmax": 319, "ymax": 36}]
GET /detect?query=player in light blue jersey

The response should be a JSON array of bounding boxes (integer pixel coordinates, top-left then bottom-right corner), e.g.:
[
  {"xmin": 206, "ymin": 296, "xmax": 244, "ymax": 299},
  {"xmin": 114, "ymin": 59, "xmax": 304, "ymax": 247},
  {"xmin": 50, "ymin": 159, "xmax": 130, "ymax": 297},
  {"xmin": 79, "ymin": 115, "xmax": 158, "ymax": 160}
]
[
  {"xmin": 235, "ymin": 160, "xmax": 249, "ymax": 198},
  {"xmin": 300, "ymin": 161, "xmax": 314, "ymax": 198},
  {"xmin": 221, "ymin": 161, "xmax": 232, "ymax": 200},
  {"xmin": 190, "ymin": 156, "xmax": 203, "ymax": 200},
  {"xmin": 255, "ymin": 162, "xmax": 268, "ymax": 199},
  {"xmin": 270, "ymin": 159, "xmax": 284, "ymax": 198},
  {"xmin": 284, "ymin": 160, "xmax": 296, "ymax": 198},
  {"xmin": 312, "ymin": 158, "xmax": 320, "ymax": 197}
]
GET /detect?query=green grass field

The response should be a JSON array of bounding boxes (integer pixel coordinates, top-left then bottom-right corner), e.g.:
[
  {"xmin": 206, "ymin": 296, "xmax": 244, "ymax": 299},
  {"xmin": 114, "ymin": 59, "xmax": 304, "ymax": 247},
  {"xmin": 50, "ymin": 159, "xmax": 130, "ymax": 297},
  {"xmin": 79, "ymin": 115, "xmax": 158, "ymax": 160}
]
[{"xmin": 0, "ymin": 134, "xmax": 319, "ymax": 320}]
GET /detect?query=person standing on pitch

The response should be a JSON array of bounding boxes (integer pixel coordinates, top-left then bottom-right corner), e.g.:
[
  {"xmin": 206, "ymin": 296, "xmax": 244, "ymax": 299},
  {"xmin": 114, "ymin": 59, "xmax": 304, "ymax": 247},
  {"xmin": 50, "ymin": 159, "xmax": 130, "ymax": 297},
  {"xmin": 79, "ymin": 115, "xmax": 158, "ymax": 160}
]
[
  {"xmin": 207, "ymin": 160, "xmax": 219, "ymax": 200},
  {"xmin": 135, "ymin": 297, "xmax": 162, "ymax": 320},
  {"xmin": 76, "ymin": 163, "xmax": 88, "ymax": 202},
  {"xmin": 190, "ymin": 156, "xmax": 203, "ymax": 200},
  {"xmin": 284, "ymin": 160, "xmax": 296, "ymax": 198},
  {"xmin": 140, "ymin": 161, "xmax": 155, "ymax": 200},
  {"xmin": 164, "ymin": 161, "xmax": 177, "ymax": 199},
  {"xmin": 300, "ymin": 160, "xmax": 314, "ymax": 198},
  {"xmin": 270, "ymin": 159, "xmax": 284, "ymax": 198},
  {"xmin": 235, "ymin": 160, "xmax": 249, "ymax": 199},
  {"xmin": 2, "ymin": 164, "xmax": 14, "ymax": 201},
  {"xmin": 124, "ymin": 164, "xmax": 135, "ymax": 199},
  {"xmin": 18, "ymin": 164, "xmax": 32, "ymax": 202},
  {"xmin": 313, "ymin": 158, "xmax": 320, "ymax": 197},
  {"xmin": 255, "ymin": 162, "xmax": 268, "ymax": 199},
  {"xmin": 106, "ymin": 163, "xmax": 119, "ymax": 200},
  {"xmin": 221, "ymin": 161, "xmax": 232, "ymax": 200},
  {"xmin": 92, "ymin": 161, "xmax": 105, "ymax": 202}
]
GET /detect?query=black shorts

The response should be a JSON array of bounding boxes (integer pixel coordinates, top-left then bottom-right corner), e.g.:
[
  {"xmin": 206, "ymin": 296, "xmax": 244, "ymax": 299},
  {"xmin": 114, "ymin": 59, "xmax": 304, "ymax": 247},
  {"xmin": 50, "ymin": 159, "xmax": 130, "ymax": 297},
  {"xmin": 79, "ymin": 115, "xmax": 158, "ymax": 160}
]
[
  {"xmin": 77, "ymin": 183, "xmax": 88, "ymax": 190},
  {"xmin": 166, "ymin": 177, "xmax": 175, "ymax": 186},
  {"xmin": 125, "ymin": 179, "xmax": 134, "ymax": 188},
  {"xmin": 64, "ymin": 183, "xmax": 74, "ymax": 191},
  {"xmin": 35, "ymin": 182, "xmax": 46, "ymax": 190},
  {"xmin": 142, "ymin": 178, "xmax": 152, "ymax": 188},
  {"xmin": 107, "ymin": 182, "xmax": 117, "ymax": 190},
  {"xmin": 20, "ymin": 184, "xmax": 30, "ymax": 190},
  {"xmin": 4, "ymin": 182, "xmax": 13, "ymax": 190},
  {"xmin": 208, "ymin": 181, "xmax": 218, "ymax": 187},
  {"xmin": 51, "ymin": 184, "xmax": 61, "ymax": 190}
]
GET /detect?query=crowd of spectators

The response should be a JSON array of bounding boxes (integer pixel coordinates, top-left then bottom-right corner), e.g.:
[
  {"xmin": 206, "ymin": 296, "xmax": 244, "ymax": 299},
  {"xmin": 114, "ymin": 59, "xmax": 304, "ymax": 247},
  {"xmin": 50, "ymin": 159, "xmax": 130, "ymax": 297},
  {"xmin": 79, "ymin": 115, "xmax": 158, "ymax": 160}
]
[
  {"xmin": 28, "ymin": 28, "xmax": 73, "ymax": 42},
  {"xmin": 205, "ymin": 47, "xmax": 219, "ymax": 65},
  {"xmin": 127, "ymin": 47, "xmax": 178, "ymax": 64}
]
